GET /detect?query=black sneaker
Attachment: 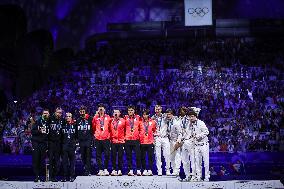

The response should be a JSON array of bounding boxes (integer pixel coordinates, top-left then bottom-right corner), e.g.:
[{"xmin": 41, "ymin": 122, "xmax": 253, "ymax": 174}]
[
  {"xmin": 85, "ymin": 171, "xmax": 91, "ymax": 176},
  {"xmin": 34, "ymin": 176, "xmax": 40, "ymax": 182},
  {"xmin": 51, "ymin": 178, "xmax": 58, "ymax": 182},
  {"xmin": 84, "ymin": 171, "xmax": 90, "ymax": 176}
]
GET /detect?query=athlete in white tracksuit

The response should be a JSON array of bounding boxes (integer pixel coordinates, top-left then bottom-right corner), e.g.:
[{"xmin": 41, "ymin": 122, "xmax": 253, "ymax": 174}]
[
  {"xmin": 179, "ymin": 110, "xmax": 196, "ymax": 181},
  {"xmin": 152, "ymin": 105, "xmax": 171, "ymax": 176},
  {"xmin": 188, "ymin": 109, "xmax": 210, "ymax": 181},
  {"xmin": 166, "ymin": 109, "xmax": 182, "ymax": 176}
]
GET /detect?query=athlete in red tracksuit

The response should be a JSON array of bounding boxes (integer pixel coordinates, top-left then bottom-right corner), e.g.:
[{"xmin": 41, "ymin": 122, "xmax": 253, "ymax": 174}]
[
  {"xmin": 124, "ymin": 105, "xmax": 142, "ymax": 176},
  {"xmin": 92, "ymin": 104, "xmax": 112, "ymax": 176},
  {"xmin": 110, "ymin": 109, "xmax": 126, "ymax": 176},
  {"xmin": 140, "ymin": 109, "xmax": 157, "ymax": 176}
]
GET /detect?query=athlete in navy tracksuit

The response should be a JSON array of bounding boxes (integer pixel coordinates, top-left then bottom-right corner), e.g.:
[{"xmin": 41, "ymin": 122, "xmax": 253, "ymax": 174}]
[
  {"xmin": 48, "ymin": 107, "xmax": 64, "ymax": 182},
  {"xmin": 77, "ymin": 106, "xmax": 93, "ymax": 175},
  {"xmin": 61, "ymin": 112, "xmax": 77, "ymax": 182},
  {"xmin": 31, "ymin": 109, "xmax": 50, "ymax": 182}
]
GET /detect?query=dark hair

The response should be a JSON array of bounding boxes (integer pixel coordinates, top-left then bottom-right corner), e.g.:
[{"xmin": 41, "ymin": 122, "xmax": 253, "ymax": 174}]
[
  {"xmin": 127, "ymin": 105, "xmax": 135, "ymax": 110},
  {"xmin": 80, "ymin": 105, "xmax": 87, "ymax": 111},
  {"xmin": 55, "ymin": 107, "xmax": 62, "ymax": 111},
  {"xmin": 142, "ymin": 109, "xmax": 150, "ymax": 115},
  {"xmin": 165, "ymin": 108, "xmax": 174, "ymax": 115},
  {"xmin": 97, "ymin": 103, "xmax": 105, "ymax": 108},
  {"xmin": 43, "ymin": 108, "xmax": 49, "ymax": 112},
  {"xmin": 155, "ymin": 104, "xmax": 162, "ymax": 108}
]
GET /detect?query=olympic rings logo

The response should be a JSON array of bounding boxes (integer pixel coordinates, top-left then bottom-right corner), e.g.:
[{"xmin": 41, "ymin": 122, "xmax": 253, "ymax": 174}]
[{"xmin": 188, "ymin": 7, "xmax": 209, "ymax": 17}]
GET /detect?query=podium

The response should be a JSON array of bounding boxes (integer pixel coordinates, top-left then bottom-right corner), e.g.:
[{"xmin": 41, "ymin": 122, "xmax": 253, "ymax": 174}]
[{"xmin": 0, "ymin": 176, "xmax": 283, "ymax": 189}]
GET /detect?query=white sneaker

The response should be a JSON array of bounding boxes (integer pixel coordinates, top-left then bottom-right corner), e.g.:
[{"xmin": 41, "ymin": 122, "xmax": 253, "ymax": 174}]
[
  {"xmin": 204, "ymin": 178, "xmax": 210, "ymax": 182},
  {"xmin": 173, "ymin": 169, "xmax": 179, "ymax": 174},
  {"xmin": 104, "ymin": 169, "xmax": 109, "ymax": 176},
  {"xmin": 191, "ymin": 176, "xmax": 201, "ymax": 182},
  {"xmin": 136, "ymin": 170, "xmax": 141, "ymax": 176},
  {"xmin": 184, "ymin": 176, "xmax": 191, "ymax": 182},
  {"xmin": 172, "ymin": 170, "xmax": 179, "ymax": 176},
  {"xmin": 97, "ymin": 170, "xmax": 104, "ymax": 176},
  {"xmin": 166, "ymin": 170, "xmax": 171, "ymax": 176},
  {"xmin": 111, "ymin": 170, "xmax": 117, "ymax": 176},
  {"xmin": 157, "ymin": 170, "xmax": 162, "ymax": 176},
  {"xmin": 142, "ymin": 170, "xmax": 148, "ymax": 176},
  {"xmin": 196, "ymin": 178, "xmax": 202, "ymax": 182},
  {"xmin": 128, "ymin": 170, "xmax": 134, "ymax": 176},
  {"xmin": 117, "ymin": 170, "xmax": 122, "ymax": 176},
  {"xmin": 147, "ymin": 170, "xmax": 153, "ymax": 176}
]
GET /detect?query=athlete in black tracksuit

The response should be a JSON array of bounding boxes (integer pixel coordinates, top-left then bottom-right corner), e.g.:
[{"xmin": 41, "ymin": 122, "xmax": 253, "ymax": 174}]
[
  {"xmin": 61, "ymin": 112, "xmax": 77, "ymax": 182},
  {"xmin": 77, "ymin": 107, "xmax": 93, "ymax": 175},
  {"xmin": 48, "ymin": 108, "xmax": 64, "ymax": 182},
  {"xmin": 31, "ymin": 109, "xmax": 50, "ymax": 182}
]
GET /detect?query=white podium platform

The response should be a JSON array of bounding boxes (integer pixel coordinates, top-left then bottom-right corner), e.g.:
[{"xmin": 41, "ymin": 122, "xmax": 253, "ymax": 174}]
[{"xmin": 0, "ymin": 176, "xmax": 283, "ymax": 189}]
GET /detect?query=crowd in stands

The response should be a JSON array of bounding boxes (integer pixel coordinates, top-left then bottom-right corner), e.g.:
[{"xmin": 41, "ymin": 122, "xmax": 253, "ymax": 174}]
[{"xmin": 0, "ymin": 38, "xmax": 283, "ymax": 159}]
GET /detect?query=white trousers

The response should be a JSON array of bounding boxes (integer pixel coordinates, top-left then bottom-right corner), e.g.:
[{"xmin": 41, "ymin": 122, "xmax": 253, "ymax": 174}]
[
  {"xmin": 181, "ymin": 139, "xmax": 195, "ymax": 177},
  {"xmin": 195, "ymin": 142, "xmax": 210, "ymax": 180},
  {"xmin": 154, "ymin": 137, "xmax": 170, "ymax": 171},
  {"xmin": 170, "ymin": 141, "xmax": 181, "ymax": 173}
]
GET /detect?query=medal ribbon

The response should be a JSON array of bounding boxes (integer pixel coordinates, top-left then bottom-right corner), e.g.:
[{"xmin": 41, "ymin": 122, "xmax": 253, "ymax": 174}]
[{"xmin": 143, "ymin": 121, "xmax": 149, "ymax": 135}]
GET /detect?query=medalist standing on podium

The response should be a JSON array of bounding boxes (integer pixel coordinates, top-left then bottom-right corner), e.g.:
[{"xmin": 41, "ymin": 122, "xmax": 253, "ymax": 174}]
[
  {"xmin": 31, "ymin": 109, "xmax": 50, "ymax": 182},
  {"xmin": 61, "ymin": 112, "xmax": 77, "ymax": 182},
  {"xmin": 140, "ymin": 109, "xmax": 156, "ymax": 176},
  {"xmin": 189, "ymin": 108, "xmax": 210, "ymax": 181},
  {"xmin": 124, "ymin": 105, "xmax": 142, "ymax": 176},
  {"xmin": 110, "ymin": 109, "xmax": 126, "ymax": 176},
  {"xmin": 92, "ymin": 104, "xmax": 112, "ymax": 176},
  {"xmin": 48, "ymin": 107, "xmax": 64, "ymax": 182},
  {"xmin": 77, "ymin": 106, "xmax": 93, "ymax": 176}
]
